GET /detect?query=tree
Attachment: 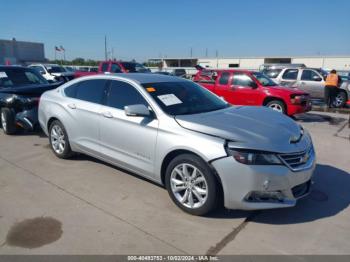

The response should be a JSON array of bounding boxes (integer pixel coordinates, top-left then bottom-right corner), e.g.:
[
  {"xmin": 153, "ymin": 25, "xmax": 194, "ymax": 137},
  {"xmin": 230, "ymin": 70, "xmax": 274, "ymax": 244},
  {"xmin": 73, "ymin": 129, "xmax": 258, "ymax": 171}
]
[{"xmin": 71, "ymin": 58, "xmax": 85, "ymax": 65}]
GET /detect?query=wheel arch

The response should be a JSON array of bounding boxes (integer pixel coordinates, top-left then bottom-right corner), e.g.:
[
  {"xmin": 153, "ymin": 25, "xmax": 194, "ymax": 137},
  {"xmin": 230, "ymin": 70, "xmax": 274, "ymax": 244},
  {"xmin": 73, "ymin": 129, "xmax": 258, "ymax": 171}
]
[
  {"xmin": 160, "ymin": 149, "xmax": 224, "ymax": 203},
  {"xmin": 47, "ymin": 117, "xmax": 61, "ymax": 131},
  {"xmin": 262, "ymin": 96, "xmax": 287, "ymax": 107},
  {"xmin": 339, "ymin": 88, "xmax": 348, "ymax": 99}
]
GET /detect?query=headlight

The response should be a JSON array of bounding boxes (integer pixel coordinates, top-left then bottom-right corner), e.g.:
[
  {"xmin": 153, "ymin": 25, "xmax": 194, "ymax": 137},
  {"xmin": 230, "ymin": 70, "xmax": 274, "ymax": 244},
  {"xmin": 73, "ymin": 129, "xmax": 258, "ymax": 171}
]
[
  {"xmin": 290, "ymin": 94, "xmax": 306, "ymax": 104},
  {"xmin": 227, "ymin": 149, "xmax": 282, "ymax": 165}
]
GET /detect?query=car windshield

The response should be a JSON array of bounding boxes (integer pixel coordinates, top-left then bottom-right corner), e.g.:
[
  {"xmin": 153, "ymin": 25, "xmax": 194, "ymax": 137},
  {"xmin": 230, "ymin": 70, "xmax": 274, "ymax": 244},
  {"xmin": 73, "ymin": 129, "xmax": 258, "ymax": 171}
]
[
  {"xmin": 252, "ymin": 72, "xmax": 277, "ymax": 86},
  {"xmin": 46, "ymin": 65, "xmax": 65, "ymax": 73},
  {"xmin": 121, "ymin": 62, "xmax": 150, "ymax": 73},
  {"xmin": 0, "ymin": 68, "xmax": 48, "ymax": 88},
  {"xmin": 315, "ymin": 68, "xmax": 328, "ymax": 78},
  {"xmin": 142, "ymin": 81, "xmax": 230, "ymax": 116},
  {"xmin": 261, "ymin": 68, "xmax": 282, "ymax": 79}
]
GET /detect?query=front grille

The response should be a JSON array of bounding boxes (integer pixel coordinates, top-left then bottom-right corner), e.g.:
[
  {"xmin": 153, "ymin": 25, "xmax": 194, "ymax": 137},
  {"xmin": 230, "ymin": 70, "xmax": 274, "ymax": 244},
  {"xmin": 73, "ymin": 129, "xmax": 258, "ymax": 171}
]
[
  {"xmin": 279, "ymin": 146, "xmax": 314, "ymax": 171},
  {"xmin": 292, "ymin": 180, "xmax": 311, "ymax": 198}
]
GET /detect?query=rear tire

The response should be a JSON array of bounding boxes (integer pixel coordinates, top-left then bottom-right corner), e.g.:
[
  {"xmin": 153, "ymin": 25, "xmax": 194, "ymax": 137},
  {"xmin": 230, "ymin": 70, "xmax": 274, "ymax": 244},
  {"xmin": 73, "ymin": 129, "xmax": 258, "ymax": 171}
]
[
  {"xmin": 49, "ymin": 120, "xmax": 73, "ymax": 159},
  {"xmin": 165, "ymin": 154, "xmax": 218, "ymax": 216},
  {"xmin": 266, "ymin": 100, "xmax": 286, "ymax": 114},
  {"xmin": 1, "ymin": 108, "xmax": 17, "ymax": 135}
]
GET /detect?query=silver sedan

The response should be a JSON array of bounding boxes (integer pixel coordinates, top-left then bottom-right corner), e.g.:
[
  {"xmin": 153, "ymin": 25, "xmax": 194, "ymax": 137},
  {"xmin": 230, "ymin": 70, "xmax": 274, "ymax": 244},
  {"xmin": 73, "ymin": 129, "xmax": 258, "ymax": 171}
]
[{"xmin": 38, "ymin": 74, "xmax": 316, "ymax": 215}]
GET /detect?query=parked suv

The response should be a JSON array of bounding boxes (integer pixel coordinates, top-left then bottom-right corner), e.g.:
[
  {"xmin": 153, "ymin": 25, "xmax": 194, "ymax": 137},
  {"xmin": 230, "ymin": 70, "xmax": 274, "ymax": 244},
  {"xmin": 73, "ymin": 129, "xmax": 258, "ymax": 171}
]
[
  {"xmin": 264, "ymin": 67, "xmax": 350, "ymax": 107},
  {"xmin": 193, "ymin": 69, "xmax": 311, "ymax": 116},
  {"xmin": 38, "ymin": 74, "xmax": 315, "ymax": 215},
  {"xmin": 29, "ymin": 63, "xmax": 75, "ymax": 83}
]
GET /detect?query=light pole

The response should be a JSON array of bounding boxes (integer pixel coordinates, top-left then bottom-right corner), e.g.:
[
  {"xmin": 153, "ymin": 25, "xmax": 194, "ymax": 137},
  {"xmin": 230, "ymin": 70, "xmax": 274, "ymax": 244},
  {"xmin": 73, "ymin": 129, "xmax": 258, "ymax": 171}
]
[{"xmin": 104, "ymin": 35, "xmax": 108, "ymax": 60}]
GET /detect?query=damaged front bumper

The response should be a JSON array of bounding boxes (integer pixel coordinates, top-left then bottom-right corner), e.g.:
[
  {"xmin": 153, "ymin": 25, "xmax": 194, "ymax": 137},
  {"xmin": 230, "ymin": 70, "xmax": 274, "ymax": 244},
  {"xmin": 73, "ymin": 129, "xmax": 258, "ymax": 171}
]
[
  {"xmin": 15, "ymin": 108, "xmax": 38, "ymax": 130},
  {"xmin": 211, "ymin": 149, "xmax": 316, "ymax": 210}
]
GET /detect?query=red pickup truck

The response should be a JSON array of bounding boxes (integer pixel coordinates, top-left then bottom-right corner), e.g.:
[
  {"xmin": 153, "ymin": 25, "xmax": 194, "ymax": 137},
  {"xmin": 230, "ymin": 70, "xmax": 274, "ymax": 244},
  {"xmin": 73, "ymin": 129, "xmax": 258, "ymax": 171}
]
[
  {"xmin": 193, "ymin": 69, "xmax": 312, "ymax": 116},
  {"xmin": 74, "ymin": 61, "xmax": 151, "ymax": 78}
]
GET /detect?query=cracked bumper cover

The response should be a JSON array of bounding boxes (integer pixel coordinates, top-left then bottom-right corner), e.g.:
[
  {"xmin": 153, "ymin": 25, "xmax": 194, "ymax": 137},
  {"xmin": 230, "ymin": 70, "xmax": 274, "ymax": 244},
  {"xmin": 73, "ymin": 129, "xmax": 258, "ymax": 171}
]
[{"xmin": 211, "ymin": 154, "xmax": 316, "ymax": 210}]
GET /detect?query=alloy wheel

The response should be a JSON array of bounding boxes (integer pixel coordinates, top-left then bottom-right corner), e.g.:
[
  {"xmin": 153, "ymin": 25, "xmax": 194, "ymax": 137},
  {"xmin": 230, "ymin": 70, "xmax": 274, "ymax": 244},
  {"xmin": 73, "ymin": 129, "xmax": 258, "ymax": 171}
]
[
  {"xmin": 50, "ymin": 125, "xmax": 66, "ymax": 154},
  {"xmin": 170, "ymin": 163, "xmax": 208, "ymax": 209},
  {"xmin": 268, "ymin": 103, "xmax": 283, "ymax": 112},
  {"xmin": 334, "ymin": 93, "xmax": 345, "ymax": 108}
]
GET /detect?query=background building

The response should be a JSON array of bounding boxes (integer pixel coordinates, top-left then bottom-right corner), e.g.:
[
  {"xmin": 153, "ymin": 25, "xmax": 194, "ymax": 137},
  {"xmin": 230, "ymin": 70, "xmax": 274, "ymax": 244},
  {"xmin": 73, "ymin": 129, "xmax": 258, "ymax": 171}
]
[
  {"xmin": 148, "ymin": 55, "xmax": 350, "ymax": 72},
  {"xmin": 0, "ymin": 38, "xmax": 45, "ymax": 65}
]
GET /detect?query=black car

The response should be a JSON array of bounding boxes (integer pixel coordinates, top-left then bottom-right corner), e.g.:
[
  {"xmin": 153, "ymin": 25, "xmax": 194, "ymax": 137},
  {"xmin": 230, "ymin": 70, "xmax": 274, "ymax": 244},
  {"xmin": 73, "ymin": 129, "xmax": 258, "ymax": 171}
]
[{"xmin": 0, "ymin": 66, "xmax": 60, "ymax": 134}]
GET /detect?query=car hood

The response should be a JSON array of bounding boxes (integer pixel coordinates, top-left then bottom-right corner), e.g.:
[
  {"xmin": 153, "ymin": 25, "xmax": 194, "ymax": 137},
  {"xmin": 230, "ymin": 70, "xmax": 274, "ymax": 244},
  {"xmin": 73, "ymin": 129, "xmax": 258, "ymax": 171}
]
[
  {"xmin": 51, "ymin": 72, "xmax": 74, "ymax": 77},
  {"xmin": 268, "ymin": 85, "xmax": 307, "ymax": 94},
  {"xmin": 0, "ymin": 82, "xmax": 61, "ymax": 95},
  {"xmin": 175, "ymin": 106, "xmax": 311, "ymax": 154}
]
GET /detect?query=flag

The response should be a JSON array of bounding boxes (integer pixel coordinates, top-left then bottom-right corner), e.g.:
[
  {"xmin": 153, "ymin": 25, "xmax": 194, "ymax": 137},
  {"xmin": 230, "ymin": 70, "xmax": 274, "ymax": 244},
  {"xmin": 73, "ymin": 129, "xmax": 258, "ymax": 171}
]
[
  {"xmin": 55, "ymin": 46, "xmax": 61, "ymax": 51},
  {"xmin": 60, "ymin": 45, "xmax": 65, "ymax": 51}
]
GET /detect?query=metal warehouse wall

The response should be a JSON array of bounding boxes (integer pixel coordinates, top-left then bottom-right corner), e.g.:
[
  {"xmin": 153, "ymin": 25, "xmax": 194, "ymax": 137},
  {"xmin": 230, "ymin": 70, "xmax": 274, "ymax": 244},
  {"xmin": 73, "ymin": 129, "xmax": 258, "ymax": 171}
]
[
  {"xmin": 292, "ymin": 58, "xmax": 325, "ymax": 68},
  {"xmin": 292, "ymin": 57, "xmax": 350, "ymax": 70},
  {"xmin": 159, "ymin": 56, "xmax": 350, "ymax": 71},
  {"xmin": 323, "ymin": 58, "xmax": 350, "ymax": 71},
  {"xmin": 0, "ymin": 39, "xmax": 45, "ymax": 64},
  {"xmin": 238, "ymin": 58, "xmax": 265, "ymax": 70}
]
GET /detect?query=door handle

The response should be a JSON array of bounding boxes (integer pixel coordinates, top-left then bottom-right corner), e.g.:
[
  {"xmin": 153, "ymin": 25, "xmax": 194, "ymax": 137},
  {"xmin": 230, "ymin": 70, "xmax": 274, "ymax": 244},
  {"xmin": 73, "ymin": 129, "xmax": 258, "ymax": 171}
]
[
  {"xmin": 67, "ymin": 103, "xmax": 76, "ymax": 109},
  {"xmin": 102, "ymin": 111, "xmax": 113, "ymax": 118}
]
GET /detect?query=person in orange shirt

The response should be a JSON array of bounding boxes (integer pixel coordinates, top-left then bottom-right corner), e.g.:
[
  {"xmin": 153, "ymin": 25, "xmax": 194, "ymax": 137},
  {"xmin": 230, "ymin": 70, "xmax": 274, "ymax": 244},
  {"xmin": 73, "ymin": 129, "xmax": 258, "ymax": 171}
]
[{"xmin": 324, "ymin": 69, "xmax": 341, "ymax": 108}]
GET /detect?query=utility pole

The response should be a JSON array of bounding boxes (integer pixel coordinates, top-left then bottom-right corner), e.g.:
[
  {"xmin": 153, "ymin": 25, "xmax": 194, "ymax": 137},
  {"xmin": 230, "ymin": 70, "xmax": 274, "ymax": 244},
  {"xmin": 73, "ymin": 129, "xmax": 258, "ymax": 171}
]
[
  {"xmin": 104, "ymin": 35, "xmax": 108, "ymax": 60},
  {"xmin": 205, "ymin": 48, "xmax": 208, "ymax": 58},
  {"xmin": 190, "ymin": 47, "xmax": 193, "ymax": 58},
  {"xmin": 216, "ymin": 50, "xmax": 219, "ymax": 68}
]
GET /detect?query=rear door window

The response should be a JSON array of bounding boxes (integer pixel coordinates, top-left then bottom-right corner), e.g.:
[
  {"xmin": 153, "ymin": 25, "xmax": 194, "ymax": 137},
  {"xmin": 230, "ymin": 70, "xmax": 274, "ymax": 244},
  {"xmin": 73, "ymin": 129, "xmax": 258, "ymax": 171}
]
[
  {"xmin": 282, "ymin": 69, "xmax": 299, "ymax": 80},
  {"xmin": 65, "ymin": 79, "xmax": 108, "ymax": 104},
  {"xmin": 219, "ymin": 72, "xmax": 230, "ymax": 85},
  {"xmin": 301, "ymin": 70, "xmax": 322, "ymax": 81},
  {"xmin": 64, "ymin": 82, "xmax": 80, "ymax": 98}
]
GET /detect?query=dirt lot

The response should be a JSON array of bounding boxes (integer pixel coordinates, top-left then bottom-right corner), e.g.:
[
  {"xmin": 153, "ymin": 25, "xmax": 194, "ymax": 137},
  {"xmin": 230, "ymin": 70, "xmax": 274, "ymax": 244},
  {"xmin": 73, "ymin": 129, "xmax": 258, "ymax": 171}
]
[{"xmin": 0, "ymin": 111, "xmax": 349, "ymax": 255}]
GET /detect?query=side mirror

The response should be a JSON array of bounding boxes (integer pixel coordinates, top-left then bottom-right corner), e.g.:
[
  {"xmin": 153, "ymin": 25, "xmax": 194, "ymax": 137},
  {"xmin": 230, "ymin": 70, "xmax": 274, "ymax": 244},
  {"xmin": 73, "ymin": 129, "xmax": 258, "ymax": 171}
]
[
  {"xmin": 250, "ymin": 82, "xmax": 258, "ymax": 89},
  {"xmin": 312, "ymin": 75, "xmax": 322, "ymax": 81},
  {"xmin": 125, "ymin": 104, "xmax": 151, "ymax": 117}
]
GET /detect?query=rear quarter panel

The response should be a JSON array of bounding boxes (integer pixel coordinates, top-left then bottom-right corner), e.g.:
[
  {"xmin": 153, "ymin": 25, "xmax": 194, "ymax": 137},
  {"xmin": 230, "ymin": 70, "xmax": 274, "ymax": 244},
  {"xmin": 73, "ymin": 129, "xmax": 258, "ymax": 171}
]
[{"xmin": 38, "ymin": 88, "xmax": 79, "ymax": 147}]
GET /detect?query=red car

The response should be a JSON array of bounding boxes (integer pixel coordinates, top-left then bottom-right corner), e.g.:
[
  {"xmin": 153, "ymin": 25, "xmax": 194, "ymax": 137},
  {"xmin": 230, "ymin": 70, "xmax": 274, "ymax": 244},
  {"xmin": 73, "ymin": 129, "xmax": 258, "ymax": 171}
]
[
  {"xmin": 74, "ymin": 60, "xmax": 151, "ymax": 78},
  {"xmin": 193, "ymin": 69, "xmax": 312, "ymax": 116}
]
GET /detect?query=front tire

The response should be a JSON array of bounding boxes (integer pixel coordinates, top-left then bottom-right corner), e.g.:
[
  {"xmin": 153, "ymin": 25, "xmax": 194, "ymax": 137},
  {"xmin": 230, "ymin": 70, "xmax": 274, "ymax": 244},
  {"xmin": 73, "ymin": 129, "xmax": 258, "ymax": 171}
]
[
  {"xmin": 266, "ymin": 100, "xmax": 286, "ymax": 114},
  {"xmin": 1, "ymin": 108, "xmax": 17, "ymax": 135},
  {"xmin": 333, "ymin": 91, "xmax": 347, "ymax": 108},
  {"xmin": 49, "ymin": 120, "xmax": 73, "ymax": 159},
  {"xmin": 165, "ymin": 154, "xmax": 218, "ymax": 216}
]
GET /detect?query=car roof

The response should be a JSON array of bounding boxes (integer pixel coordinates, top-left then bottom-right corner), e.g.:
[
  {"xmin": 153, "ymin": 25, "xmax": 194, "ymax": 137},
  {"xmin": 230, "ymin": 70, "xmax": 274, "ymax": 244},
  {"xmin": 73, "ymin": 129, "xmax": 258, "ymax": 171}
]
[
  {"xmin": 110, "ymin": 73, "xmax": 186, "ymax": 84},
  {"xmin": 30, "ymin": 63, "xmax": 60, "ymax": 66},
  {"xmin": 201, "ymin": 69, "xmax": 253, "ymax": 74},
  {"xmin": 79, "ymin": 73, "xmax": 187, "ymax": 84},
  {"xmin": 0, "ymin": 65, "xmax": 28, "ymax": 70}
]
